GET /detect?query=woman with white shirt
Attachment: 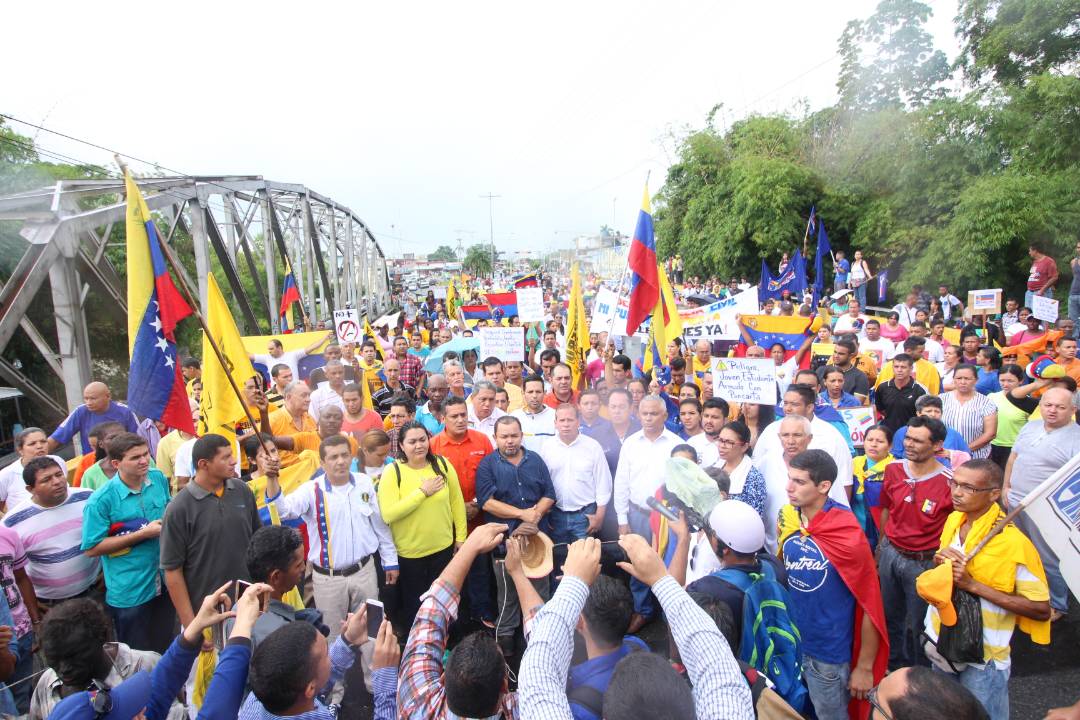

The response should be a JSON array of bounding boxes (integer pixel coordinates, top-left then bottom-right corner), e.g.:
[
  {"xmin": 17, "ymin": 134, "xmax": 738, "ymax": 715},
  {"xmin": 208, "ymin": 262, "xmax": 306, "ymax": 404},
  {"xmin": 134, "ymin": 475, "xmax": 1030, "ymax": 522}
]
[
  {"xmin": 716, "ymin": 421, "xmax": 767, "ymax": 518},
  {"xmin": 936, "ymin": 344, "xmax": 962, "ymax": 391},
  {"xmin": 940, "ymin": 364, "xmax": 998, "ymax": 459}
]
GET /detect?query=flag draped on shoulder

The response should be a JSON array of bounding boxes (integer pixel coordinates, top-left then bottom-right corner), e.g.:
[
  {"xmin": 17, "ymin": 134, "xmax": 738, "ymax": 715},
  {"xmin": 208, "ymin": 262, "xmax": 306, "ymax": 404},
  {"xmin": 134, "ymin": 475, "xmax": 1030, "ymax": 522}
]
[
  {"xmin": 200, "ymin": 274, "xmax": 258, "ymax": 437},
  {"xmin": 565, "ymin": 263, "xmax": 589, "ymax": 388},
  {"xmin": 124, "ymin": 171, "xmax": 195, "ymax": 435},
  {"xmin": 626, "ymin": 185, "xmax": 659, "ymax": 336}
]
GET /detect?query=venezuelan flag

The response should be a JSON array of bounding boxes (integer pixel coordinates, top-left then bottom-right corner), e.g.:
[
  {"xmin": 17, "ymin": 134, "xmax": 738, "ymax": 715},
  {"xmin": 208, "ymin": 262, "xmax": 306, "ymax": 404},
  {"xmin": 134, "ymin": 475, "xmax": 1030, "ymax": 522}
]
[
  {"xmin": 484, "ymin": 292, "xmax": 518, "ymax": 321},
  {"xmin": 280, "ymin": 266, "xmax": 301, "ymax": 332},
  {"xmin": 626, "ymin": 184, "xmax": 659, "ymax": 336},
  {"xmin": 460, "ymin": 304, "xmax": 492, "ymax": 322},
  {"xmin": 739, "ymin": 314, "xmax": 812, "ymax": 353},
  {"xmin": 513, "ymin": 273, "xmax": 539, "ymax": 289},
  {"xmin": 642, "ymin": 265, "xmax": 682, "ymax": 375},
  {"xmin": 124, "ymin": 171, "xmax": 195, "ymax": 434}
]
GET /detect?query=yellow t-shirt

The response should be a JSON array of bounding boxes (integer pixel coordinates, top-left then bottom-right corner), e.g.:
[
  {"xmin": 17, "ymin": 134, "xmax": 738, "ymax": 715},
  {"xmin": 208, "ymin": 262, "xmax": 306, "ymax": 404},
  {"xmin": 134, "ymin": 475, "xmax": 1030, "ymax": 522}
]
[
  {"xmin": 269, "ymin": 408, "xmax": 316, "ymax": 467},
  {"xmin": 377, "ymin": 458, "xmax": 467, "ymax": 559}
]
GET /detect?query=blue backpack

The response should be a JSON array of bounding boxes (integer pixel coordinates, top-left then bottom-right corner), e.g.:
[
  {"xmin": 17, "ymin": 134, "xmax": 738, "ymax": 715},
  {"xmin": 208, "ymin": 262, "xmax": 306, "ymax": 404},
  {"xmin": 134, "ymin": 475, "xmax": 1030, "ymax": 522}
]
[{"xmin": 714, "ymin": 564, "xmax": 808, "ymax": 714}]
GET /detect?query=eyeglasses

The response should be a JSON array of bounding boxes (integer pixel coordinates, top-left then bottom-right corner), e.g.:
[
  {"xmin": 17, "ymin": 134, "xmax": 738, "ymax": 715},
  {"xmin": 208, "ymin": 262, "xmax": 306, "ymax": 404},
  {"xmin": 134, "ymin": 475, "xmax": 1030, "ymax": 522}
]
[
  {"xmin": 717, "ymin": 438, "xmax": 741, "ymax": 447},
  {"xmin": 868, "ymin": 687, "xmax": 892, "ymax": 720},
  {"xmin": 947, "ymin": 478, "xmax": 996, "ymax": 494}
]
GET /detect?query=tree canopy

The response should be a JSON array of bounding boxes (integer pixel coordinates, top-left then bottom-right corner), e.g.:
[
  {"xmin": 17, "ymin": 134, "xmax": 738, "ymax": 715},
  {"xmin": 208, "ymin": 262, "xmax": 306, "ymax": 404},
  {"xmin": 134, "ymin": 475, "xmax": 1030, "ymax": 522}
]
[
  {"xmin": 654, "ymin": 0, "xmax": 1080, "ymax": 300},
  {"xmin": 428, "ymin": 244, "xmax": 458, "ymax": 262}
]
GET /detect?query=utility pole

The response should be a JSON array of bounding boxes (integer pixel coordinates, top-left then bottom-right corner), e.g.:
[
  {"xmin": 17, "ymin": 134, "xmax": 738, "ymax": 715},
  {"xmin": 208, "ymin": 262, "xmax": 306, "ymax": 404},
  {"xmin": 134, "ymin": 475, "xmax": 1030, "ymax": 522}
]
[{"xmin": 480, "ymin": 192, "xmax": 500, "ymax": 277}]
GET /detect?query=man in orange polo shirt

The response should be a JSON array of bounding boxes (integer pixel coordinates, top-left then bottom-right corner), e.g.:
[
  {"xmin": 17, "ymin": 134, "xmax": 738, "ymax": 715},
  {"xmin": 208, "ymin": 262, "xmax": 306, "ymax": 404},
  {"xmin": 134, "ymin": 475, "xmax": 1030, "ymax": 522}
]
[
  {"xmin": 430, "ymin": 394, "xmax": 495, "ymax": 625},
  {"xmin": 1053, "ymin": 335, "xmax": 1080, "ymax": 383},
  {"xmin": 543, "ymin": 362, "xmax": 579, "ymax": 409}
]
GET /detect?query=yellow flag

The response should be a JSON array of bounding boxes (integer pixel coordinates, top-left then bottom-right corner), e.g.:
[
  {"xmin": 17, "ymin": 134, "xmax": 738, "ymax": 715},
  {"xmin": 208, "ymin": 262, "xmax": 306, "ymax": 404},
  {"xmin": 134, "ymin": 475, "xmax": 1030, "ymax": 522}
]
[
  {"xmin": 200, "ymin": 274, "xmax": 258, "ymax": 437},
  {"xmin": 643, "ymin": 264, "xmax": 683, "ymax": 374},
  {"xmin": 565, "ymin": 263, "xmax": 589, "ymax": 389},
  {"xmin": 447, "ymin": 281, "xmax": 458, "ymax": 320}
]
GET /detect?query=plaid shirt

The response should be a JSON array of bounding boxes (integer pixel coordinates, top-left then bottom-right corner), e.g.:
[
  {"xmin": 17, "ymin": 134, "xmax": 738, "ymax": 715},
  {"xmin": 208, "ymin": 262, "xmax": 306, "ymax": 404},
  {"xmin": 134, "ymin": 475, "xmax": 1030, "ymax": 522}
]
[
  {"xmin": 398, "ymin": 578, "xmax": 518, "ymax": 719},
  {"xmin": 396, "ymin": 351, "xmax": 425, "ymax": 390}
]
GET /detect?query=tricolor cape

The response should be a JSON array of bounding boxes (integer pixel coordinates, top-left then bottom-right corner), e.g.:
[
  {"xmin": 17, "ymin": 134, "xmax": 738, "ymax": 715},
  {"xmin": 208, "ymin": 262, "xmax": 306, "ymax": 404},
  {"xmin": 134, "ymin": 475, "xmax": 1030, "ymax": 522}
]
[{"xmin": 779, "ymin": 502, "xmax": 889, "ymax": 720}]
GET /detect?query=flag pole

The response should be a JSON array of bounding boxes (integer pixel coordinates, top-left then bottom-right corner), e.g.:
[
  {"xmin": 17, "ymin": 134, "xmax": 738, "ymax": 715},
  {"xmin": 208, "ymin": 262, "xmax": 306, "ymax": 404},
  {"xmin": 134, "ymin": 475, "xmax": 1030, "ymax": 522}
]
[{"xmin": 118, "ymin": 157, "xmax": 262, "ymax": 435}]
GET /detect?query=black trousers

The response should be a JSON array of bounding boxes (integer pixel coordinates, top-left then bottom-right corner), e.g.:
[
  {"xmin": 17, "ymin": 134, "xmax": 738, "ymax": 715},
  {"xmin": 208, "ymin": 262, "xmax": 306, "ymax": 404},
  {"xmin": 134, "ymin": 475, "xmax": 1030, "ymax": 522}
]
[{"xmin": 395, "ymin": 545, "xmax": 454, "ymax": 637}]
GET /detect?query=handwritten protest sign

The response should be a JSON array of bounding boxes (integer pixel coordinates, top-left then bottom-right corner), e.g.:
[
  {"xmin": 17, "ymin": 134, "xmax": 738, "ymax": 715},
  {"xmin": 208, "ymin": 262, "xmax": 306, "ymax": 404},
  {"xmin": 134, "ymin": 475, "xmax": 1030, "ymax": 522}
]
[
  {"xmin": 333, "ymin": 309, "xmax": 361, "ymax": 343},
  {"xmin": 479, "ymin": 326, "xmax": 525, "ymax": 362},
  {"xmin": 839, "ymin": 407, "xmax": 875, "ymax": 448},
  {"xmin": 516, "ymin": 287, "xmax": 545, "ymax": 323},
  {"xmin": 1032, "ymin": 294, "xmax": 1060, "ymax": 324},
  {"xmin": 712, "ymin": 357, "xmax": 777, "ymax": 405},
  {"xmin": 589, "ymin": 287, "xmax": 619, "ymax": 334}
]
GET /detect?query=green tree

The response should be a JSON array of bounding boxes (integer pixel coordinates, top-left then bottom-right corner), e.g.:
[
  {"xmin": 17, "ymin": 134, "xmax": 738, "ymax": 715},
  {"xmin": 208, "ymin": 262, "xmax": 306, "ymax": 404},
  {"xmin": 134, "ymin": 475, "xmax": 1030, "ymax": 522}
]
[
  {"xmin": 463, "ymin": 243, "xmax": 493, "ymax": 277},
  {"xmin": 428, "ymin": 244, "xmax": 458, "ymax": 262},
  {"xmin": 836, "ymin": 0, "xmax": 949, "ymax": 112},
  {"xmin": 957, "ymin": 0, "xmax": 1080, "ymax": 86}
]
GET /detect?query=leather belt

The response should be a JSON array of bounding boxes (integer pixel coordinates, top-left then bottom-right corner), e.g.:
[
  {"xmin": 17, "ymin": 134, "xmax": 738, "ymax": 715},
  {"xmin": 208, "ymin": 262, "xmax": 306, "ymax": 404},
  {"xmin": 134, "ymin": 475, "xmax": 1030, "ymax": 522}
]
[{"xmin": 312, "ymin": 554, "xmax": 372, "ymax": 577}]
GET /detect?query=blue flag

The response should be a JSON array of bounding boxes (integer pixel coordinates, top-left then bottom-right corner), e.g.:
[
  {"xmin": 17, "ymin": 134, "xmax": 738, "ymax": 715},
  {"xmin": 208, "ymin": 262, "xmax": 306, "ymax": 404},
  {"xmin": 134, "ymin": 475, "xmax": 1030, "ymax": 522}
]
[
  {"xmin": 759, "ymin": 251, "xmax": 808, "ymax": 303},
  {"xmin": 812, "ymin": 221, "xmax": 832, "ymax": 306},
  {"xmin": 877, "ymin": 270, "xmax": 889, "ymax": 304}
]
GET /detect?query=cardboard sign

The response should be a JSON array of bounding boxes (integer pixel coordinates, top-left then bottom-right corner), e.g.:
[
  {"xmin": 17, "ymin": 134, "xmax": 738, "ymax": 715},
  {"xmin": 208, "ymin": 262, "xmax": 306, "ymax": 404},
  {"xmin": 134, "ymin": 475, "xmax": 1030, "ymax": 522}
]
[
  {"xmin": 1032, "ymin": 294, "xmax": 1059, "ymax": 324},
  {"xmin": 479, "ymin": 326, "xmax": 525, "ymax": 362},
  {"xmin": 333, "ymin": 309, "xmax": 361, "ymax": 343},
  {"xmin": 589, "ymin": 287, "xmax": 620, "ymax": 334},
  {"xmin": 516, "ymin": 287, "xmax": 545, "ymax": 323},
  {"xmin": 967, "ymin": 288, "xmax": 1001, "ymax": 314},
  {"xmin": 711, "ymin": 357, "xmax": 777, "ymax": 405},
  {"xmin": 839, "ymin": 406, "xmax": 875, "ymax": 448}
]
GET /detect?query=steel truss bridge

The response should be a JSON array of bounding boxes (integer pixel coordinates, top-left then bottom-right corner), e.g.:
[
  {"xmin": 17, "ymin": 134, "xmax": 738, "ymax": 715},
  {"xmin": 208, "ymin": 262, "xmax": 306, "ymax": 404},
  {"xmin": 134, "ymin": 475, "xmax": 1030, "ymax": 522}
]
[{"xmin": 0, "ymin": 176, "xmax": 391, "ymax": 418}]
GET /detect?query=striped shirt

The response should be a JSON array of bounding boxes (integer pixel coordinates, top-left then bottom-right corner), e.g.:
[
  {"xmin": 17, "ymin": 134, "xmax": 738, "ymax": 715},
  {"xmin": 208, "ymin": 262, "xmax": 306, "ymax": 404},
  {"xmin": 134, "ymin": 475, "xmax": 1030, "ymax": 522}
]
[
  {"xmin": 940, "ymin": 391, "xmax": 997, "ymax": 459},
  {"xmin": 925, "ymin": 530, "xmax": 1048, "ymax": 669},
  {"xmin": 2, "ymin": 489, "xmax": 99, "ymax": 600}
]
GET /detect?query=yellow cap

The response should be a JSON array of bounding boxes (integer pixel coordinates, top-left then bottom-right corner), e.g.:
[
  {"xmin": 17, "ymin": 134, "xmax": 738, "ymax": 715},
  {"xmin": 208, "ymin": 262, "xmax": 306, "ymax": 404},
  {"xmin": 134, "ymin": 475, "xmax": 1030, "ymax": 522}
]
[{"xmin": 916, "ymin": 560, "xmax": 957, "ymax": 626}]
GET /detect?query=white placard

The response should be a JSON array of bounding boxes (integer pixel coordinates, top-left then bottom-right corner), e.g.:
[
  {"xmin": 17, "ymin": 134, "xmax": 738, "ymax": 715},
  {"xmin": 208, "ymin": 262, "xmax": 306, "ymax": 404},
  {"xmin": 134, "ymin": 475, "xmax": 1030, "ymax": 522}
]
[
  {"xmin": 1032, "ymin": 294, "xmax": 1060, "ymax": 323},
  {"xmin": 682, "ymin": 322, "xmax": 740, "ymax": 342},
  {"xmin": 516, "ymin": 287, "xmax": 545, "ymax": 323},
  {"xmin": 333, "ymin": 309, "xmax": 361, "ymax": 343},
  {"xmin": 589, "ymin": 287, "xmax": 620, "ymax": 334},
  {"xmin": 479, "ymin": 326, "xmax": 525, "ymax": 362},
  {"xmin": 712, "ymin": 357, "xmax": 777, "ymax": 405},
  {"xmin": 968, "ymin": 288, "xmax": 1001, "ymax": 313},
  {"xmin": 433, "ymin": 286, "xmax": 448, "ymax": 300},
  {"xmin": 839, "ymin": 407, "xmax": 875, "ymax": 448},
  {"xmin": 680, "ymin": 287, "xmax": 759, "ymax": 324}
]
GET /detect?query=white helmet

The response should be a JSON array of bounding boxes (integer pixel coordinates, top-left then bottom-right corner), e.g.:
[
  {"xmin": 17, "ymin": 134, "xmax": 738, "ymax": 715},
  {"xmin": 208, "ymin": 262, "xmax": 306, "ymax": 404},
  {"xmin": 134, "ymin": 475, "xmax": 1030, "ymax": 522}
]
[{"xmin": 707, "ymin": 500, "xmax": 765, "ymax": 554}]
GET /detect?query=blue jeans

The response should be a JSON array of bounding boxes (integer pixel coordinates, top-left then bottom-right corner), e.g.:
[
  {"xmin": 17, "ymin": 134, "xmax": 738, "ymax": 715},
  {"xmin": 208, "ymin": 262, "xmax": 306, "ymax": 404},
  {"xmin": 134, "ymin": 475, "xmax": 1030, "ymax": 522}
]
[
  {"xmin": 107, "ymin": 591, "xmax": 176, "ymax": 655},
  {"xmin": 9, "ymin": 631, "xmax": 32, "ymax": 714},
  {"xmin": 1069, "ymin": 294, "xmax": 1080, "ymax": 338},
  {"xmin": 465, "ymin": 551, "xmax": 494, "ymax": 622},
  {"xmin": 548, "ymin": 503, "xmax": 596, "ymax": 545},
  {"xmin": 935, "ymin": 663, "xmax": 1010, "ymax": 720},
  {"xmin": 1025, "ymin": 288, "xmax": 1050, "ymax": 311},
  {"xmin": 628, "ymin": 507, "xmax": 658, "ymax": 619},
  {"xmin": 803, "ymin": 655, "xmax": 851, "ymax": 720},
  {"xmin": 878, "ymin": 539, "xmax": 933, "ymax": 669},
  {"xmin": 854, "ymin": 283, "xmax": 868, "ymax": 307}
]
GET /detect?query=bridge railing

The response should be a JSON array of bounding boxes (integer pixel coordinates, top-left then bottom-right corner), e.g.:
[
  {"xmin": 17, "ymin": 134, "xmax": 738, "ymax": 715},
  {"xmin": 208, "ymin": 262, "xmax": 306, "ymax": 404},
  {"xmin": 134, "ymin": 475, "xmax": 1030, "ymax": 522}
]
[{"xmin": 0, "ymin": 175, "xmax": 391, "ymax": 417}]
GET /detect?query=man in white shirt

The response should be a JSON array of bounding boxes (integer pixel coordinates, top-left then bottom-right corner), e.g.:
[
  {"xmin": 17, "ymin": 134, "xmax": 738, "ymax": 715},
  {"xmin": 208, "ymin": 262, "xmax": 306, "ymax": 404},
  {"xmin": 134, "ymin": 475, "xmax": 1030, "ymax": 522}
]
[
  {"xmin": 688, "ymin": 398, "xmax": 730, "ymax": 469},
  {"xmin": 892, "ymin": 293, "xmax": 920, "ymax": 328},
  {"xmin": 612, "ymin": 395, "xmax": 682, "ymax": 627},
  {"xmin": 754, "ymin": 384, "xmax": 853, "ymax": 510},
  {"xmin": 538, "ymin": 404, "xmax": 612, "ymax": 544},
  {"xmin": 858, "ymin": 319, "xmax": 896, "ymax": 368},
  {"xmin": 907, "ymin": 321, "xmax": 944, "ymax": 362},
  {"xmin": 250, "ymin": 331, "xmax": 332, "ymax": 379},
  {"xmin": 937, "ymin": 285, "xmax": 964, "ymax": 322},
  {"xmin": 308, "ymin": 360, "xmax": 348, "ymax": 422},
  {"xmin": 0, "ymin": 427, "xmax": 67, "ymax": 512},
  {"xmin": 510, "ymin": 375, "xmax": 556, "ymax": 451},
  {"xmin": 755, "ymin": 415, "xmax": 814, "ymax": 552},
  {"xmin": 263, "ymin": 434, "xmax": 397, "ymax": 691},
  {"xmin": 468, "ymin": 380, "xmax": 507, "ymax": 443},
  {"xmin": 833, "ymin": 298, "xmax": 870, "ymax": 335}
]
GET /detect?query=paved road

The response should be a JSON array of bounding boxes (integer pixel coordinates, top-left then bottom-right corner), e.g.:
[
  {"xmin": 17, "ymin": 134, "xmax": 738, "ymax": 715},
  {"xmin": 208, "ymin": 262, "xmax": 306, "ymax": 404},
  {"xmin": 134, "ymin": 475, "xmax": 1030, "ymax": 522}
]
[{"xmin": 1009, "ymin": 596, "xmax": 1079, "ymax": 717}]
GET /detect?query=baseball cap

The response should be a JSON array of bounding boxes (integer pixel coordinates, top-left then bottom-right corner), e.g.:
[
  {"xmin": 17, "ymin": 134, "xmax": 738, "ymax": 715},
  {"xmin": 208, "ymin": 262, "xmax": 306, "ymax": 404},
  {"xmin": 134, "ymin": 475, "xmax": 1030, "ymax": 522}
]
[
  {"xmin": 916, "ymin": 561, "xmax": 957, "ymax": 627},
  {"xmin": 707, "ymin": 500, "xmax": 764, "ymax": 554},
  {"xmin": 48, "ymin": 670, "xmax": 151, "ymax": 720}
]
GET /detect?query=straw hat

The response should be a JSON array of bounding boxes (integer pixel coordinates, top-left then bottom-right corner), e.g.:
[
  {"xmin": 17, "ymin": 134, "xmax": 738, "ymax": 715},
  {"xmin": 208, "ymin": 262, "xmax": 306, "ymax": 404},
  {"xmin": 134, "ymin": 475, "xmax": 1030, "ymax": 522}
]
[{"xmin": 519, "ymin": 531, "xmax": 554, "ymax": 579}]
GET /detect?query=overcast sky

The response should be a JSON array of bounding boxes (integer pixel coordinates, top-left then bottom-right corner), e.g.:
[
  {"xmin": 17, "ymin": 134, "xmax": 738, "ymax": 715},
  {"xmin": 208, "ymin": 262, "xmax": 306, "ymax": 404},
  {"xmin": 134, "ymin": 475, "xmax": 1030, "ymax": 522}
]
[{"xmin": 3, "ymin": 0, "xmax": 959, "ymax": 258}]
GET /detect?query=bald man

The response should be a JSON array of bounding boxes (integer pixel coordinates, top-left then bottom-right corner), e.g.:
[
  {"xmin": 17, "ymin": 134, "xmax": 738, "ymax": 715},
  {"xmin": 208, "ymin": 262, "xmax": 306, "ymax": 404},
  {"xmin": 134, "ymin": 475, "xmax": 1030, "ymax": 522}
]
[{"xmin": 48, "ymin": 382, "xmax": 139, "ymax": 454}]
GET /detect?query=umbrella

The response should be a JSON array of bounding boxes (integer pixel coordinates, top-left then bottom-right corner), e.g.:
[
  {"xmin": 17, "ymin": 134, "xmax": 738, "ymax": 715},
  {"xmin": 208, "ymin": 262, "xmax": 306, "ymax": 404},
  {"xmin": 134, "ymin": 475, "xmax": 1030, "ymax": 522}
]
[
  {"xmin": 686, "ymin": 292, "xmax": 720, "ymax": 307},
  {"xmin": 423, "ymin": 336, "xmax": 481, "ymax": 373}
]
